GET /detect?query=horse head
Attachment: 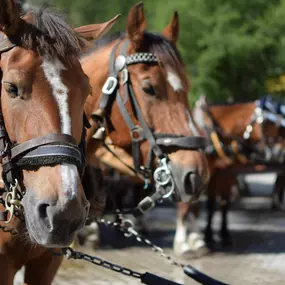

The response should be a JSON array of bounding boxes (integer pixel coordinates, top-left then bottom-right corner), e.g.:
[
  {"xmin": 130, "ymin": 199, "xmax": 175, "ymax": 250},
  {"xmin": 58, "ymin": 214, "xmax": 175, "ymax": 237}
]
[{"xmin": 0, "ymin": 1, "xmax": 117, "ymax": 247}]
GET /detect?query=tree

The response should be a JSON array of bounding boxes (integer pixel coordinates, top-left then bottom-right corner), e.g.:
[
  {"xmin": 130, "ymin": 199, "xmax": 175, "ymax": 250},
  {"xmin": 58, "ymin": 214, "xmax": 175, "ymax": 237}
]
[
  {"xmin": 155, "ymin": 0, "xmax": 284, "ymax": 103},
  {"xmin": 51, "ymin": 0, "xmax": 285, "ymax": 104}
]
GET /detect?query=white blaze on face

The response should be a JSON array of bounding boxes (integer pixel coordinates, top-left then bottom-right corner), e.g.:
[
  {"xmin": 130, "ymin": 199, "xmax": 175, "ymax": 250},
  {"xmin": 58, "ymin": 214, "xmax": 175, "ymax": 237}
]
[
  {"xmin": 42, "ymin": 59, "xmax": 70, "ymax": 134},
  {"xmin": 42, "ymin": 58, "xmax": 78, "ymax": 199},
  {"xmin": 167, "ymin": 70, "xmax": 183, "ymax": 92}
]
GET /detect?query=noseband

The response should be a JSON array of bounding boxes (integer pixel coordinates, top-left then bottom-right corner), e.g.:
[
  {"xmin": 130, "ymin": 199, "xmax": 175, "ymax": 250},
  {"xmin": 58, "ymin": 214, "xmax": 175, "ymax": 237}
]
[
  {"xmin": 92, "ymin": 40, "xmax": 209, "ymax": 212},
  {"xmin": 0, "ymin": 38, "xmax": 89, "ymax": 223}
]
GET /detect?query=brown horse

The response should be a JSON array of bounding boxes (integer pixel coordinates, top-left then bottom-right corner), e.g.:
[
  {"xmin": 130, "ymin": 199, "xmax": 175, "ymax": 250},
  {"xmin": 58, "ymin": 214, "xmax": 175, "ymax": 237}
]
[
  {"xmin": 189, "ymin": 97, "xmax": 283, "ymax": 248},
  {"xmin": 0, "ymin": 2, "xmax": 117, "ymax": 284},
  {"xmin": 81, "ymin": 2, "xmax": 210, "ymax": 217},
  {"xmin": 87, "ymin": 97, "xmax": 284, "ymax": 256},
  {"xmin": 79, "ymin": 5, "xmax": 285, "ymax": 257}
]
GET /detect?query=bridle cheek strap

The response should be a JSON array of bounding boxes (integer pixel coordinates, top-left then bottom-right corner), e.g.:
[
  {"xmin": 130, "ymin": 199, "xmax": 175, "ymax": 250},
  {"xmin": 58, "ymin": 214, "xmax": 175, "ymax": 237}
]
[{"xmin": 92, "ymin": 39, "xmax": 210, "ymax": 208}]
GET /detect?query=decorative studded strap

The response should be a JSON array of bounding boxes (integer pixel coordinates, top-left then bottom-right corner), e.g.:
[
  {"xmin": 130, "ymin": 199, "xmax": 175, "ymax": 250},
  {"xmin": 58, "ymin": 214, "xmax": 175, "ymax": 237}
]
[{"xmin": 126, "ymin": 53, "xmax": 158, "ymax": 65}]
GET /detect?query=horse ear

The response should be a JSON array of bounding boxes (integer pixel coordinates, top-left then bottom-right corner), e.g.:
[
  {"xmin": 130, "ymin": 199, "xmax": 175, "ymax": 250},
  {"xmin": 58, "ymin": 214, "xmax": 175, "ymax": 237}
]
[
  {"xmin": 0, "ymin": 0, "xmax": 21, "ymax": 36},
  {"xmin": 162, "ymin": 11, "xmax": 179, "ymax": 45},
  {"xmin": 75, "ymin": 14, "xmax": 121, "ymax": 41},
  {"xmin": 126, "ymin": 2, "xmax": 146, "ymax": 50}
]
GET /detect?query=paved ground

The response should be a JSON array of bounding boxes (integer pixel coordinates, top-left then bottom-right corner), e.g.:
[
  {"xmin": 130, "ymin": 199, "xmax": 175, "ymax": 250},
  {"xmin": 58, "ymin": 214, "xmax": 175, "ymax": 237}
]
[{"xmin": 15, "ymin": 174, "xmax": 285, "ymax": 284}]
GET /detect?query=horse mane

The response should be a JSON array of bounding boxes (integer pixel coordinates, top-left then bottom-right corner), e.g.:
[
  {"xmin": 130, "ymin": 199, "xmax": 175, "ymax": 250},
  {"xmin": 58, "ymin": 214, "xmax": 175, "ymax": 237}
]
[
  {"xmin": 10, "ymin": 8, "xmax": 86, "ymax": 63},
  {"xmin": 83, "ymin": 31, "xmax": 189, "ymax": 90}
]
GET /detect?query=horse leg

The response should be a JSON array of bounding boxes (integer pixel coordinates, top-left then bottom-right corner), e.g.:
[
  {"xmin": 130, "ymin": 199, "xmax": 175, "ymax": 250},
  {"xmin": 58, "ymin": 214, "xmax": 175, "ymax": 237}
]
[
  {"xmin": 219, "ymin": 174, "xmax": 235, "ymax": 246},
  {"xmin": 186, "ymin": 201, "xmax": 209, "ymax": 257},
  {"xmin": 24, "ymin": 251, "xmax": 63, "ymax": 285},
  {"xmin": 204, "ymin": 174, "xmax": 217, "ymax": 246},
  {"xmin": 174, "ymin": 202, "xmax": 190, "ymax": 255},
  {"xmin": 272, "ymin": 171, "xmax": 285, "ymax": 211},
  {"xmin": 133, "ymin": 184, "xmax": 149, "ymax": 235},
  {"xmin": 204, "ymin": 196, "xmax": 216, "ymax": 245},
  {"xmin": 219, "ymin": 198, "xmax": 232, "ymax": 246}
]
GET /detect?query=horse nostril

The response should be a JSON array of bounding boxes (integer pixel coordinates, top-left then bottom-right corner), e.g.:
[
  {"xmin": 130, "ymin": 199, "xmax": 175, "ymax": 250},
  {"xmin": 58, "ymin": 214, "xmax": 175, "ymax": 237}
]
[
  {"xmin": 85, "ymin": 203, "xmax": 90, "ymax": 214},
  {"xmin": 184, "ymin": 172, "xmax": 193, "ymax": 195},
  {"xmin": 38, "ymin": 203, "xmax": 49, "ymax": 219}
]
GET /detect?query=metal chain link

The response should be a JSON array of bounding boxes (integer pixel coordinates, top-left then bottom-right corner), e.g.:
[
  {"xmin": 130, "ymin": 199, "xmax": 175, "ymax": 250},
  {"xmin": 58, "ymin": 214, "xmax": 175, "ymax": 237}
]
[
  {"xmin": 0, "ymin": 194, "xmax": 24, "ymax": 236},
  {"xmin": 0, "ymin": 224, "xmax": 19, "ymax": 235},
  {"xmin": 126, "ymin": 226, "xmax": 184, "ymax": 268},
  {"xmin": 61, "ymin": 247, "xmax": 142, "ymax": 279},
  {"xmin": 0, "ymin": 196, "xmax": 25, "ymax": 222},
  {"xmin": 97, "ymin": 216, "xmax": 185, "ymax": 269}
]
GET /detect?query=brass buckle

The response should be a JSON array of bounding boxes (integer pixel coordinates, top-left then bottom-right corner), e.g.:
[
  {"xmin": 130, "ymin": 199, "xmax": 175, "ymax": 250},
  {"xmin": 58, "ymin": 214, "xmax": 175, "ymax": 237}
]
[{"xmin": 5, "ymin": 179, "xmax": 22, "ymax": 224}]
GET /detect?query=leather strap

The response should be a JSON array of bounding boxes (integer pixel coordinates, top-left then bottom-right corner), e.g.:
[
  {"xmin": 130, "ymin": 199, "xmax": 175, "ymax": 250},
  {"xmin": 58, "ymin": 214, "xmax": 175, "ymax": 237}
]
[
  {"xmin": 155, "ymin": 135, "xmax": 209, "ymax": 150},
  {"xmin": 96, "ymin": 39, "xmax": 209, "ymax": 178},
  {"xmin": 9, "ymin": 134, "xmax": 77, "ymax": 161},
  {"xmin": 0, "ymin": 34, "xmax": 16, "ymax": 53}
]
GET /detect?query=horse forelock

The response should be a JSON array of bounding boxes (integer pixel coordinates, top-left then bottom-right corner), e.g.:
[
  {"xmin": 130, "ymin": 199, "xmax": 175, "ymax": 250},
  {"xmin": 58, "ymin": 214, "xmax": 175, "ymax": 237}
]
[
  {"xmin": 7, "ymin": 8, "xmax": 86, "ymax": 64},
  {"xmin": 144, "ymin": 32, "xmax": 189, "ymax": 92},
  {"xmin": 82, "ymin": 31, "xmax": 189, "ymax": 92}
]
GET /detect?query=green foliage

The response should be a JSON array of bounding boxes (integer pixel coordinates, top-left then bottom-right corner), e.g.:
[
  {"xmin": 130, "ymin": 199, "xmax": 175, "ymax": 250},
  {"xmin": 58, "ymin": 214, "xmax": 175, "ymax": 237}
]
[{"xmin": 47, "ymin": 0, "xmax": 285, "ymax": 104}]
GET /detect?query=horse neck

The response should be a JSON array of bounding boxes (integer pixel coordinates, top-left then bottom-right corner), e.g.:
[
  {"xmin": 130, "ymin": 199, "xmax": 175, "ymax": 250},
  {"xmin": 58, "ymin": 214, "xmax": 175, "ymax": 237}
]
[{"xmin": 208, "ymin": 103, "xmax": 261, "ymax": 140}]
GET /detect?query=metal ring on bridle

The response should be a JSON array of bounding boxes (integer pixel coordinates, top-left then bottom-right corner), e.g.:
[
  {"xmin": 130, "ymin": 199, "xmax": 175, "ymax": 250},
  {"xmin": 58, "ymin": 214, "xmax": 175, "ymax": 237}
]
[
  {"xmin": 153, "ymin": 167, "xmax": 172, "ymax": 186},
  {"xmin": 121, "ymin": 219, "xmax": 135, "ymax": 237}
]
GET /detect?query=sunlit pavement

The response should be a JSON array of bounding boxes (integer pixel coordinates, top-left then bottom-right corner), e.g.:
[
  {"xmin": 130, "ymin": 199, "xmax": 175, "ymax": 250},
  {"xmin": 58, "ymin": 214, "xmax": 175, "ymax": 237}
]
[{"xmin": 15, "ymin": 174, "xmax": 285, "ymax": 284}]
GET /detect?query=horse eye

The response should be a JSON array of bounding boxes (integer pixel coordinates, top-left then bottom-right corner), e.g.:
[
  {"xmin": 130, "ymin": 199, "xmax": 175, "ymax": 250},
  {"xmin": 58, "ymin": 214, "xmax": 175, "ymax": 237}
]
[
  {"xmin": 4, "ymin": 82, "xmax": 19, "ymax": 97},
  {"xmin": 142, "ymin": 80, "xmax": 156, "ymax": 96}
]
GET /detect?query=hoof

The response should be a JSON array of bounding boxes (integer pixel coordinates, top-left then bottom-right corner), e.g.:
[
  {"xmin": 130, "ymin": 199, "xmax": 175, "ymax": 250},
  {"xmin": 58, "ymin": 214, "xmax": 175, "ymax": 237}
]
[
  {"xmin": 174, "ymin": 241, "xmax": 191, "ymax": 256},
  {"xmin": 204, "ymin": 229, "xmax": 216, "ymax": 247},
  {"xmin": 220, "ymin": 236, "xmax": 233, "ymax": 247},
  {"xmin": 219, "ymin": 230, "xmax": 233, "ymax": 247},
  {"xmin": 188, "ymin": 232, "xmax": 210, "ymax": 258},
  {"xmin": 174, "ymin": 242, "xmax": 210, "ymax": 259},
  {"xmin": 174, "ymin": 233, "xmax": 210, "ymax": 258}
]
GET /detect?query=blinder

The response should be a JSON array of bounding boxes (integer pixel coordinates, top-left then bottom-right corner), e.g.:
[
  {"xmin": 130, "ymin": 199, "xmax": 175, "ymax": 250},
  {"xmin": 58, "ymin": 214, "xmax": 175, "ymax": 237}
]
[{"xmin": 93, "ymin": 39, "xmax": 209, "ymax": 212}]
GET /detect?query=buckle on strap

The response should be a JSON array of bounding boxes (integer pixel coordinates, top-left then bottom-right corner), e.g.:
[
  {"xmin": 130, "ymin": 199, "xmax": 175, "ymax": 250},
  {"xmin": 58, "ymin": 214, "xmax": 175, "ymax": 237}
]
[
  {"xmin": 136, "ymin": 196, "xmax": 156, "ymax": 215},
  {"xmin": 102, "ymin": 76, "xmax": 118, "ymax": 95},
  {"xmin": 121, "ymin": 68, "xmax": 129, "ymax": 85},
  {"xmin": 153, "ymin": 157, "xmax": 175, "ymax": 199},
  {"xmin": 130, "ymin": 126, "xmax": 144, "ymax": 142}
]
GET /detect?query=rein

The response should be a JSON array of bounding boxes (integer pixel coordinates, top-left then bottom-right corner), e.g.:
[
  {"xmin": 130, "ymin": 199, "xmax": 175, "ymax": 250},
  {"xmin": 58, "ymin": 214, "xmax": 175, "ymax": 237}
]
[
  {"xmin": 0, "ymin": 36, "xmax": 90, "ymax": 223},
  {"xmin": 91, "ymin": 39, "xmax": 209, "ymax": 213}
]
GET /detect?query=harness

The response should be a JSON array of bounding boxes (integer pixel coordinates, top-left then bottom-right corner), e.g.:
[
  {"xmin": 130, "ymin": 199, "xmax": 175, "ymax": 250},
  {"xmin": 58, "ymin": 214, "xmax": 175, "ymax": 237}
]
[
  {"xmin": 197, "ymin": 102, "xmax": 249, "ymax": 164},
  {"xmin": 0, "ymin": 35, "xmax": 89, "ymax": 223},
  {"xmin": 199, "ymin": 99, "xmax": 285, "ymax": 165},
  {"xmin": 91, "ymin": 39, "xmax": 209, "ymax": 213}
]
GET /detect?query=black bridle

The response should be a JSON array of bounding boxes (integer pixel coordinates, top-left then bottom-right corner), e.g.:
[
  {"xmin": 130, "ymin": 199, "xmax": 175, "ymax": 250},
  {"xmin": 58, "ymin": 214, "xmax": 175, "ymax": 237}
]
[
  {"xmin": 92, "ymin": 39, "xmax": 209, "ymax": 214},
  {"xmin": 0, "ymin": 37, "xmax": 89, "ymax": 223}
]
